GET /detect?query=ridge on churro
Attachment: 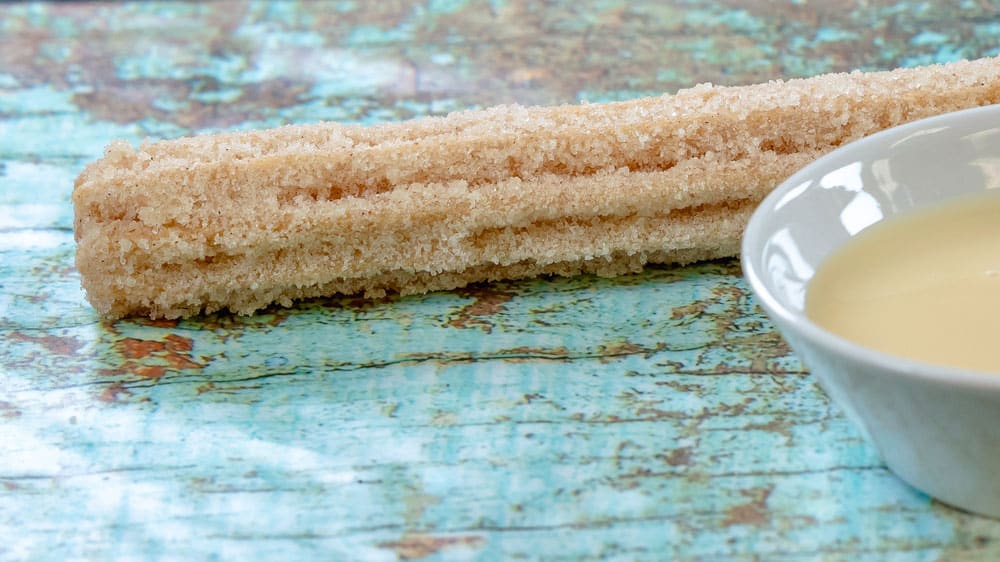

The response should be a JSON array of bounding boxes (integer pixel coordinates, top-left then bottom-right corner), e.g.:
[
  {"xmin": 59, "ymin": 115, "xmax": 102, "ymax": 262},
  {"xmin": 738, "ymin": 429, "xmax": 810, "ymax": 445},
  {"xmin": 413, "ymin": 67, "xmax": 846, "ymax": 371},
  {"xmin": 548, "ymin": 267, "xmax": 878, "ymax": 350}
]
[{"xmin": 73, "ymin": 56, "xmax": 1000, "ymax": 319}]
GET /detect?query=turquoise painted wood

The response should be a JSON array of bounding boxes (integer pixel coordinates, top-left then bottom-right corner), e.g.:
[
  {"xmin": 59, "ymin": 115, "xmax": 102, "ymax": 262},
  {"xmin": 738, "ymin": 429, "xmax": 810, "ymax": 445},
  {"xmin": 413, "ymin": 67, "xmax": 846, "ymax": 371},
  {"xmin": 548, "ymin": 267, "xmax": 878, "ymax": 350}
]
[{"xmin": 3, "ymin": 2, "xmax": 1000, "ymax": 560}]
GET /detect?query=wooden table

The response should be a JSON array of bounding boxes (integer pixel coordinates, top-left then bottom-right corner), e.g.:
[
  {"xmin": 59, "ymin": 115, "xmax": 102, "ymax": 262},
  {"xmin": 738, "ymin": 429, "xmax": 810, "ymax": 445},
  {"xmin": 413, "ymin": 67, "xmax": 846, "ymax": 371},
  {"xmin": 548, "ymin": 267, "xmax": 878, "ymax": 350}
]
[{"xmin": 3, "ymin": 2, "xmax": 1000, "ymax": 560}]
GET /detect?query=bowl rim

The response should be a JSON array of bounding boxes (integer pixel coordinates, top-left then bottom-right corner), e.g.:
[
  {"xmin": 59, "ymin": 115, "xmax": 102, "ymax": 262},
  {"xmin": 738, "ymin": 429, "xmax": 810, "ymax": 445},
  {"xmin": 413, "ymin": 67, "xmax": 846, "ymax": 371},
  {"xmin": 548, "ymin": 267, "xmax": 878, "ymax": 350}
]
[{"xmin": 741, "ymin": 103, "xmax": 1000, "ymax": 391}]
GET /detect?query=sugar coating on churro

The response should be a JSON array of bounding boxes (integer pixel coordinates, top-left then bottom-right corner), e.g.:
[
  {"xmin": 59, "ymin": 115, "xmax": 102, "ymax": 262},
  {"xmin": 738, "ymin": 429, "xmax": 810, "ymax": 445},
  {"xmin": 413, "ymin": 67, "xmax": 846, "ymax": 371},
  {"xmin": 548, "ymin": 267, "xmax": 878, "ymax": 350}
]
[{"xmin": 74, "ymin": 56, "xmax": 1000, "ymax": 319}]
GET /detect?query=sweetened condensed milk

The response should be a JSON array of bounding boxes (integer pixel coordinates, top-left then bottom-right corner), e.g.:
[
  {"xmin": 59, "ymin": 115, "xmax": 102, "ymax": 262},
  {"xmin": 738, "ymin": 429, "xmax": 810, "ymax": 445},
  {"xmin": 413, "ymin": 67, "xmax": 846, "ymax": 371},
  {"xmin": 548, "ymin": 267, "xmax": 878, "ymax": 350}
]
[{"xmin": 806, "ymin": 193, "xmax": 1000, "ymax": 372}]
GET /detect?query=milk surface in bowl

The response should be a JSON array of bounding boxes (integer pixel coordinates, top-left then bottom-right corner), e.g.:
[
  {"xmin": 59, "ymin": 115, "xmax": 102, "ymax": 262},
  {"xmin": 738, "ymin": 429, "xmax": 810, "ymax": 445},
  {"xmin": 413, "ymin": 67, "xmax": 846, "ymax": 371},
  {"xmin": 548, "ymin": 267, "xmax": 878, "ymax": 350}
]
[
  {"xmin": 806, "ymin": 191, "xmax": 1000, "ymax": 373},
  {"xmin": 741, "ymin": 104, "xmax": 1000, "ymax": 518}
]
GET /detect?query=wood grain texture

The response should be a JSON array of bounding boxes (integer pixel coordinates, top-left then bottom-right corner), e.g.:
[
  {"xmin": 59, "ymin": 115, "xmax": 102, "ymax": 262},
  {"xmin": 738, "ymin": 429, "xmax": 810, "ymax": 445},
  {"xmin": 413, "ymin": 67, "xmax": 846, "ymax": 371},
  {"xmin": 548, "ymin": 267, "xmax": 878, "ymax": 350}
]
[{"xmin": 3, "ymin": 1, "xmax": 1000, "ymax": 560}]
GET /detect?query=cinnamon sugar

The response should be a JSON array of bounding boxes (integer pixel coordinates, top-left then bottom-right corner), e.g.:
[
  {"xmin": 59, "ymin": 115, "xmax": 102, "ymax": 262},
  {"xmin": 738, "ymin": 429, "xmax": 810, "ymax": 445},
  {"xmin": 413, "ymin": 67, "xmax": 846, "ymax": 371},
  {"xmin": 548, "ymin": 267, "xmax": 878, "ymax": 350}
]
[{"xmin": 73, "ymin": 56, "xmax": 1000, "ymax": 318}]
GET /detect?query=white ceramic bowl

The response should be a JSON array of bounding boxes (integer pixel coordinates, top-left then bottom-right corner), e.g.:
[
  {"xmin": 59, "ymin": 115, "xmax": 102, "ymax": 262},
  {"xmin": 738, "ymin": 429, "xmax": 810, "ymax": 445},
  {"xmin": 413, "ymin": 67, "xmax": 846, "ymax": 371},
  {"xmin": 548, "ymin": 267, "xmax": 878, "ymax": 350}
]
[{"xmin": 742, "ymin": 104, "xmax": 1000, "ymax": 518}]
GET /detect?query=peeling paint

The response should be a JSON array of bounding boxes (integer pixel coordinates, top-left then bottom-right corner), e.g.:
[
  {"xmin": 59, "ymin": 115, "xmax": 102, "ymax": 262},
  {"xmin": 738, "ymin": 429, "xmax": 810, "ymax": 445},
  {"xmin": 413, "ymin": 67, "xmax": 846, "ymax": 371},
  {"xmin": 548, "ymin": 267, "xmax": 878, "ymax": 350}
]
[{"xmin": 378, "ymin": 533, "xmax": 486, "ymax": 560}]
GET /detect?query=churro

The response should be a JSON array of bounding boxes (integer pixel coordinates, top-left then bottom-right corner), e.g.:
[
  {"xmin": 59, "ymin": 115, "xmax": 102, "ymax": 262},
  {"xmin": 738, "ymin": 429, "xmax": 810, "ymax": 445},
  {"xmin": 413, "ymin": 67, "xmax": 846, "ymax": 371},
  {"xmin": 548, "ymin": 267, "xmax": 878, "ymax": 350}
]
[{"xmin": 74, "ymin": 56, "xmax": 1000, "ymax": 319}]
